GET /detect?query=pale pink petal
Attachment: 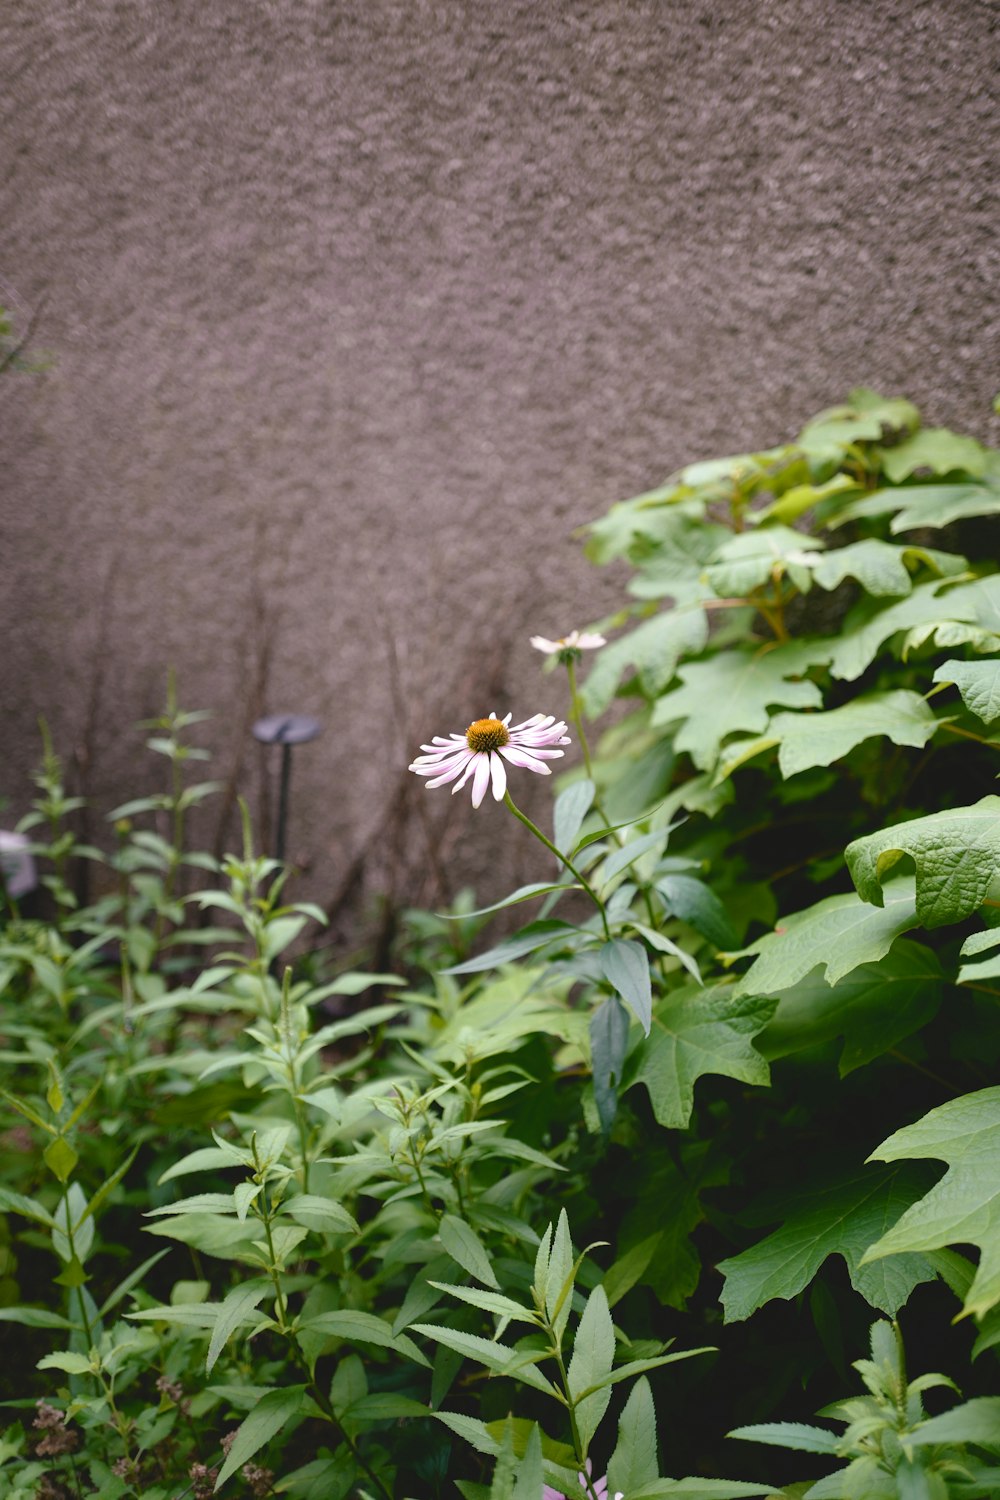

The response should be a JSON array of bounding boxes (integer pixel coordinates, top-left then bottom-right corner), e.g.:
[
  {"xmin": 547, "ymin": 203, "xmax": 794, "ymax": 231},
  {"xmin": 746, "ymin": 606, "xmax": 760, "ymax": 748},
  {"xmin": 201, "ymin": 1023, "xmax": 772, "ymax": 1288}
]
[
  {"xmin": 531, "ymin": 635, "xmax": 561, "ymax": 653},
  {"xmin": 452, "ymin": 754, "xmax": 481, "ymax": 794},
  {"xmin": 489, "ymin": 751, "xmax": 507, "ymax": 800},
  {"xmin": 471, "ymin": 754, "xmax": 492, "ymax": 808},
  {"xmin": 425, "ymin": 753, "xmax": 474, "ymax": 788},
  {"xmin": 499, "ymin": 745, "xmax": 559, "ymax": 772},
  {"xmin": 576, "ymin": 632, "xmax": 607, "ymax": 649}
]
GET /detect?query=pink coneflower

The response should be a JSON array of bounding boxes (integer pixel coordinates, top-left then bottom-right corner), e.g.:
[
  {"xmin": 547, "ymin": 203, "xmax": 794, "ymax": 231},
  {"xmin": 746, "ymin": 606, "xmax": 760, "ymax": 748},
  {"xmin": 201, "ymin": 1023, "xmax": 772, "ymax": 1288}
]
[
  {"xmin": 531, "ymin": 629, "xmax": 607, "ymax": 655},
  {"xmin": 408, "ymin": 711, "xmax": 570, "ymax": 809}
]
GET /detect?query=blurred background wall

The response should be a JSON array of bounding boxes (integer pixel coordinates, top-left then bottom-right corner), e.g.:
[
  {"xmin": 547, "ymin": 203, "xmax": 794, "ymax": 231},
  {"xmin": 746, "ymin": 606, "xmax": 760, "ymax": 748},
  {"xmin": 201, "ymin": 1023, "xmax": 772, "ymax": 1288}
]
[{"xmin": 2, "ymin": 0, "xmax": 997, "ymax": 940}]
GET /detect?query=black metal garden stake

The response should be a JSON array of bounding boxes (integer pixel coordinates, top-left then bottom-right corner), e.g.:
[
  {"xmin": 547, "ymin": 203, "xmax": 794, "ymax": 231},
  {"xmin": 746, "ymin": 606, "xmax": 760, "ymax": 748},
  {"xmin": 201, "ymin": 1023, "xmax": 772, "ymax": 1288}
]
[{"xmin": 252, "ymin": 714, "xmax": 321, "ymax": 863}]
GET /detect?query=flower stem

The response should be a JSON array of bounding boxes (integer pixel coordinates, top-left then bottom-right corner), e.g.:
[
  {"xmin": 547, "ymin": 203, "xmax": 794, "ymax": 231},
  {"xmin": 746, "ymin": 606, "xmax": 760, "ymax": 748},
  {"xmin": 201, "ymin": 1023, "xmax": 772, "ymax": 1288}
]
[
  {"xmin": 503, "ymin": 792, "xmax": 610, "ymax": 940},
  {"xmin": 565, "ymin": 657, "xmax": 595, "ymax": 782}
]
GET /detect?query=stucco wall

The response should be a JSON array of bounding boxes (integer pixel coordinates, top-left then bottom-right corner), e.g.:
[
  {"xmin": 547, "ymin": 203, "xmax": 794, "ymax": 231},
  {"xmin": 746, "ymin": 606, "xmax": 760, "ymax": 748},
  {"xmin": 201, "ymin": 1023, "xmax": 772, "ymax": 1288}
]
[{"xmin": 2, "ymin": 0, "xmax": 997, "ymax": 927}]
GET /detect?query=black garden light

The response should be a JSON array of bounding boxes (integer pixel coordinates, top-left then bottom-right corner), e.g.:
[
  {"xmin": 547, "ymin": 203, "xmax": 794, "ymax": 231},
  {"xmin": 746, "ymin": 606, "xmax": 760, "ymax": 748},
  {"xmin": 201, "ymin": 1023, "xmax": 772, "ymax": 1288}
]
[{"xmin": 252, "ymin": 714, "xmax": 321, "ymax": 864}]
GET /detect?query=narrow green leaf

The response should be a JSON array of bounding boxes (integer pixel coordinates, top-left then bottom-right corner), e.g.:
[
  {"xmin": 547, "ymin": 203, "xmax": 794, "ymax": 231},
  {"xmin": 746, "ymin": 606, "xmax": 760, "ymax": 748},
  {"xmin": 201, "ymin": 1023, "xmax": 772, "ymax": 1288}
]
[
  {"xmin": 279, "ymin": 1194, "xmax": 358, "ymax": 1236},
  {"xmin": 591, "ymin": 994, "xmax": 630, "ymax": 1134},
  {"xmin": 600, "ymin": 938, "xmax": 652, "ymax": 1034},
  {"xmin": 657, "ymin": 874, "xmax": 738, "ymax": 950},
  {"xmin": 214, "ymin": 1385, "xmax": 307, "ymax": 1490},
  {"xmin": 412, "ymin": 1324, "xmax": 555, "ymax": 1395},
  {"xmin": 427, "ymin": 1282, "xmax": 539, "ymax": 1326},
  {"xmin": 608, "ymin": 1376, "xmax": 659, "ymax": 1495},
  {"xmin": 728, "ymin": 1421, "xmax": 839, "ymax": 1455},
  {"xmin": 298, "ymin": 1309, "xmax": 430, "ymax": 1366},
  {"xmin": 907, "ymin": 1397, "xmax": 1000, "ymax": 1447},
  {"xmin": 438, "ymin": 1214, "xmax": 500, "ymax": 1290},
  {"xmin": 554, "ymin": 779, "xmax": 595, "ymax": 855},
  {"xmin": 444, "ymin": 921, "xmax": 582, "ymax": 975},
  {"xmin": 566, "ymin": 1283, "xmax": 615, "ymax": 1450},
  {"xmin": 206, "ymin": 1281, "xmax": 272, "ymax": 1374}
]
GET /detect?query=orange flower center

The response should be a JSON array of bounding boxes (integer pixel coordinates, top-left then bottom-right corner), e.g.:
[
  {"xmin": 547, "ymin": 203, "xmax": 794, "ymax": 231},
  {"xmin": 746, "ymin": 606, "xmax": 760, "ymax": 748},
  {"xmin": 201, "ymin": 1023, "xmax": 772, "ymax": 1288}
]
[{"xmin": 466, "ymin": 717, "xmax": 510, "ymax": 753}]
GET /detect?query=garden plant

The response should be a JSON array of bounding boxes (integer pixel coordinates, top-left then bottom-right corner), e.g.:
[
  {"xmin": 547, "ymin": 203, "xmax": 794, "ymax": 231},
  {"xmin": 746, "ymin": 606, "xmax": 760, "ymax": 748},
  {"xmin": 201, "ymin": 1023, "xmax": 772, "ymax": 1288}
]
[{"xmin": 2, "ymin": 388, "xmax": 1000, "ymax": 1499}]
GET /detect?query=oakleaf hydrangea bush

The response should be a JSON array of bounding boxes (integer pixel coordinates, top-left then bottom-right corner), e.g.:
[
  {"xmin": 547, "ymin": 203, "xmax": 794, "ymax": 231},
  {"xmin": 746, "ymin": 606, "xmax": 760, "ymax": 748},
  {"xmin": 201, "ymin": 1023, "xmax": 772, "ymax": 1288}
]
[{"xmin": 2, "ymin": 388, "xmax": 1000, "ymax": 1498}]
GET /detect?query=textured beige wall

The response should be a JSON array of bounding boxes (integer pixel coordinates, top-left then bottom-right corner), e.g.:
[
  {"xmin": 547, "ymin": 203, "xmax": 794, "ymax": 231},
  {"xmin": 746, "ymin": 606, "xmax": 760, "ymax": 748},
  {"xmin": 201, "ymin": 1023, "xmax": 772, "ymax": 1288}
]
[{"xmin": 2, "ymin": 0, "xmax": 998, "ymax": 926}]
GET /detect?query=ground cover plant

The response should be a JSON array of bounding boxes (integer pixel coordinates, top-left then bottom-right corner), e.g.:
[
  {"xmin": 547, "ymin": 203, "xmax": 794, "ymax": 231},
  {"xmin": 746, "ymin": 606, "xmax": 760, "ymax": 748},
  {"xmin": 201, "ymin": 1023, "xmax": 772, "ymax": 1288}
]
[{"xmin": 2, "ymin": 388, "xmax": 1000, "ymax": 1499}]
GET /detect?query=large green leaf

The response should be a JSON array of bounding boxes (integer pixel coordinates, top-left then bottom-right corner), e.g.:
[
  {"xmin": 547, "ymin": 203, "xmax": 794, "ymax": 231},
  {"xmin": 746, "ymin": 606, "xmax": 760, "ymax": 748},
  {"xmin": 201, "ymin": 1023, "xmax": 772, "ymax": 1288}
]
[
  {"xmin": 581, "ymin": 607, "xmax": 710, "ymax": 716},
  {"xmin": 827, "ymin": 579, "xmax": 981, "ymax": 682},
  {"xmin": 703, "ymin": 526, "xmax": 823, "ymax": 597},
  {"xmin": 651, "ymin": 643, "xmax": 828, "ymax": 770},
  {"xmin": 880, "ymin": 428, "xmax": 989, "ymax": 482},
  {"xmin": 862, "ymin": 1087, "xmax": 1000, "ymax": 1318},
  {"xmin": 623, "ymin": 984, "xmax": 775, "ymax": 1130},
  {"xmin": 733, "ymin": 878, "xmax": 919, "ymax": 991},
  {"xmin": 808, "ymin": 540, "xmax": 965, "ymax": 598},
  {"xmin": 718, "ymin": 1166, "xmax": 938, "ymax": 1322},
  {"xmin": 932, "ymin": 657, "xmax": 1000, "ymax": 725},
  {"xmin": 846, "ymin": 797, "xmax": 1000, "ymax": 929},
  {"xmin": 757, "ymin": 940, "xmax": 942, "ymax": 1075},
  {"xmin": 830, "ymin": 474, "xmax": 1000, "ymax": 532},
  {"xmin": 766, "ymin": 690, "xmax": 939, "ymax": 778}
]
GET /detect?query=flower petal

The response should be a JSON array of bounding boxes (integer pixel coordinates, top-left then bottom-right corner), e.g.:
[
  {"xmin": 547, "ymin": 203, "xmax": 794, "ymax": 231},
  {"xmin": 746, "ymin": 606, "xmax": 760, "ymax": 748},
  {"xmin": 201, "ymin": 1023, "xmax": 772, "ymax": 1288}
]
[
  {"xmin": 471, "ymin": 754, "xmax": 492, "ymax": 808},
  {"xmin": 489, "ymin": 751, "xmax": 507, "ymax": 800}
]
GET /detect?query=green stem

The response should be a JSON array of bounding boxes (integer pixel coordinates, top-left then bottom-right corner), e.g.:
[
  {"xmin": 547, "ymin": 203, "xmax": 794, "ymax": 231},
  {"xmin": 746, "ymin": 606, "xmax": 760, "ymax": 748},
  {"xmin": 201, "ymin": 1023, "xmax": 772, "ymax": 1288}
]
[
  {"xmin": 565, "ymin": 657, "xmax": 595, "ymax": 783},
  {"xmin": 503, "ymin": 792, "xmax": 610, "ymax": 941}
]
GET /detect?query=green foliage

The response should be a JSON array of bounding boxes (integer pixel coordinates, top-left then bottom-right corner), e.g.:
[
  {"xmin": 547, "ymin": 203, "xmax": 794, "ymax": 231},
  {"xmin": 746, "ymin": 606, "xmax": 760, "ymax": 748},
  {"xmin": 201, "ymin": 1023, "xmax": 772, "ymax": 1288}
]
[{"xmin": 3, "ymin": 390, "xmax": 1000, "ymax": 1496}]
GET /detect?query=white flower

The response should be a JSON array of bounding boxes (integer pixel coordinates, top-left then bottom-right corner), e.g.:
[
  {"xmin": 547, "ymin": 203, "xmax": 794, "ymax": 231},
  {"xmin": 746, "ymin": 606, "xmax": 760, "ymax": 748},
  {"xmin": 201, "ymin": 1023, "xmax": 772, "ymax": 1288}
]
[
  {"xmin": 531, "ymin": 629, "xmax": 607, "ymax": 655},
  {"xmin": 408, "ymin": 711, "xmax": 570, "ymax": 809}
]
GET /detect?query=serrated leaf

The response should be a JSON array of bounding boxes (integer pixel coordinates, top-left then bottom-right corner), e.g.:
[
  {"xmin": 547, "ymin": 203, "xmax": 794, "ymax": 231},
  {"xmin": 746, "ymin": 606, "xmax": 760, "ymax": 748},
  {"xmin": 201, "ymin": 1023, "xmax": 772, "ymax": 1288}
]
[
  {"xmin": 411, "ymin": 1324, "xmax": 555, "ymax": 1395},
  {"xmin": 933, "ymin": 657, "xmax": 1000, "ymax": 725},
  {"xmin": 608, "ymin": 1376, "xmax": 659, "ymax": 1495},
  {"xmin": 37, "ymin": 1351, "xmax": 95, "ymax": 1375},
  {"xmin": 833, "ymin": 479, "xmax": 1000, "ymax": 534},
  {"xmin": 862, "ymin": 1086, "xmax": 1000, "ymax": 1318},
  {"xmin": 206, "ymin": 1281, "xmax": 271, "ymax": 1373},
  {"xmin": 298, "ymin": 1309, "xmax": 430, "ymax": 1365},
  {"xmin": 214, "ymin": 1385, "xmax": 307, "ymax": 1490},
  {"xmin": 907, "ymin": 1397, "xmax": 1000, "ymax": 1447},
  {"xmin": 428, "ymin": 1282, "xmax": 538, "ymax": 1326},
  {"xmin": 651, "ymin": 643, "xmax": 828, "ymax": 770},
  {"xmin": 717, "ymin": 1166, "xmax": 937, "ymax": 1322},
  {"xmin": 846, "ymin": 797, "xmax": 1000, "ymax": 929},
  {"xmin": 733, "ymin": 878, "xmax": 919, "ymax": 991},
  {"xmin": 756, "ymin": 940, "xmax": 943, "ymax": 1075},
  {"xmin": 768, "ymin": 690, "xmax": 939, "ymax": 779},
  {"xmin": 623, "ymin": 985, "xmax": 774, "ymax": 1130},
  {"xmin": 727, "ymin": 1421, "xmax": 839, "ymax": 1455},
  {"xmin": 600, "ymin": 938, "xmax": 652, "ymax": 1034},
  {"xmin": 566, "ymin": 1283, "xmax": 615, "ymax": 1451},
  {"xmin": 704, "ymin": 525, "xmax": 823, "ymax": 597},
  {"xmin": 438, "ymin": 1213, "xmax": 499, "ymax": 1290},
  {"xmin": 280, "ymin": 1194, "xmax": 358, "ymax": 1236}
]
